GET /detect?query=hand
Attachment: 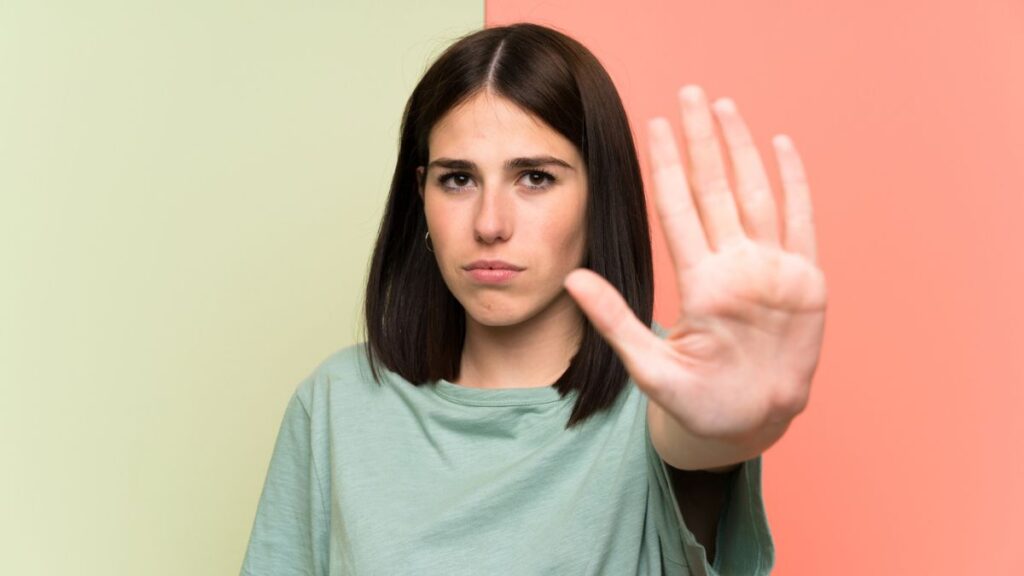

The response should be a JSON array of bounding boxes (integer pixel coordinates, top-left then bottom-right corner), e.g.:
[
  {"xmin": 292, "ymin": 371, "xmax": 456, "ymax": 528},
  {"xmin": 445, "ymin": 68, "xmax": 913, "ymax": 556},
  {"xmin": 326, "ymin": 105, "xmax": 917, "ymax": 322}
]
[{"xmin": 564, "ymin": 84, "xmax": 827, "ymax": 447}]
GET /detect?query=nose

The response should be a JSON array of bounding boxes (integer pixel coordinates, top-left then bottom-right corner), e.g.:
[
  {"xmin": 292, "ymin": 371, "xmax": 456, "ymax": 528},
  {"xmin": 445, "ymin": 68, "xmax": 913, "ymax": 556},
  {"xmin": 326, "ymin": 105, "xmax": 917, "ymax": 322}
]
[{"xmin": 473, "ymin": 185, "xmax": 513, "ymax": 244}]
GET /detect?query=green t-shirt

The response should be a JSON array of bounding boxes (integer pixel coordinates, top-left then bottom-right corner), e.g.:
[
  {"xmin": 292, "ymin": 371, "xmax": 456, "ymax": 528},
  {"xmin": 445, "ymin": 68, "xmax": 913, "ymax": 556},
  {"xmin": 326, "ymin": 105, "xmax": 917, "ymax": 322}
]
[{"xmin": 240, "ymin": 337, "xmax": 774, "ymax": 575}]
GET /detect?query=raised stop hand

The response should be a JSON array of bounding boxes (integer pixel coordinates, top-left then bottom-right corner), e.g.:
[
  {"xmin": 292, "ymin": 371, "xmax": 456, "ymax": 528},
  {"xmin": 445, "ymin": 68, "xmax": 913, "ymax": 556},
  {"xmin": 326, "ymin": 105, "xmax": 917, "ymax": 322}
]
[{"xmin": 564, "ymin": 85, "xmax": 827, "ymax": 464}]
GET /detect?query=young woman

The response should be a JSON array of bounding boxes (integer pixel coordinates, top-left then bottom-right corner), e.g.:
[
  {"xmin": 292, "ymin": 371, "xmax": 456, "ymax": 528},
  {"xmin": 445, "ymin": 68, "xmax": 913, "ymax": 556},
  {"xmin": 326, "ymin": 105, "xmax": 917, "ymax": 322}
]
[{"xmin": 241, "ymin": 22, "xmax": 826, "ymax": 576}]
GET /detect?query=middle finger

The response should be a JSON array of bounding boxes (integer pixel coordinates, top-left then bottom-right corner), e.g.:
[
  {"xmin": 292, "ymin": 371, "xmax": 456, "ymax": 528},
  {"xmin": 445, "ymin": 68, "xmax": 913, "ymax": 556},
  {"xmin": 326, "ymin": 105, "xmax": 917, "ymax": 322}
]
[{"xmin": 678, "ymin": 85, "xmax": 745, "ymax": 250}]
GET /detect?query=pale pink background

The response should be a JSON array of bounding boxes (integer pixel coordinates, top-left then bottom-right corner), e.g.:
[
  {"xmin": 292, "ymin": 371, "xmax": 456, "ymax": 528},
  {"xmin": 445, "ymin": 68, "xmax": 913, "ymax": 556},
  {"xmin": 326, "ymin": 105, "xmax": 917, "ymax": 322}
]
[{"xmin": 488, "ymin": 1, "xmax": 1024, "ymax": 574}]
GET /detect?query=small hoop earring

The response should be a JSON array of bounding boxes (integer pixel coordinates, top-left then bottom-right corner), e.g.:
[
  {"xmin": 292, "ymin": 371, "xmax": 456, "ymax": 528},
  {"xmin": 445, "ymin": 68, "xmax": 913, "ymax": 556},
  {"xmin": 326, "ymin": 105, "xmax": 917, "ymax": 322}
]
[{"xmin": 424, "ymin": 231, "xmax": 434, "ymax": 253}]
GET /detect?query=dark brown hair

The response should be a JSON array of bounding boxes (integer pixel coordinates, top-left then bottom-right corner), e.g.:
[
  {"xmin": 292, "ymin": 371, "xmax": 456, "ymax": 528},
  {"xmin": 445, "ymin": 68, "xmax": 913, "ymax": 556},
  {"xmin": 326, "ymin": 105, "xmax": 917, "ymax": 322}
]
[{"xmin": 361, "ymin": 22, "xmax": 653, "ymax": 429}]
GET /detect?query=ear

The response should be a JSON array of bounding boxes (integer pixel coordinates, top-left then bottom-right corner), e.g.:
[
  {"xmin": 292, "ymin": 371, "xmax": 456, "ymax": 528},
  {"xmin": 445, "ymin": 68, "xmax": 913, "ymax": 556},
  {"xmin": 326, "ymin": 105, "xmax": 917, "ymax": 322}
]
[{"xmin": 415, "ymin": 166, "xmax": 425, "ymax": 199}]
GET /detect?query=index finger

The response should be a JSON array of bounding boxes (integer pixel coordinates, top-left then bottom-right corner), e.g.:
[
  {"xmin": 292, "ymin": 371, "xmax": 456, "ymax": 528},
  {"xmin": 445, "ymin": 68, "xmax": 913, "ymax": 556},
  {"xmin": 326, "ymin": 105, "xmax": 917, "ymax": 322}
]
[{"xmin": 647, "ymin": 117, "xmax": 709, "ymax": 272}]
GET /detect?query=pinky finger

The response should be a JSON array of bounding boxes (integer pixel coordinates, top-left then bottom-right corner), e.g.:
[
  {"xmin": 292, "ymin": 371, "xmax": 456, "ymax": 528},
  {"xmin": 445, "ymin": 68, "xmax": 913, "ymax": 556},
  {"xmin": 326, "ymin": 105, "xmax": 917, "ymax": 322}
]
[{"xmin": 773, "ymin": 135, "xmax": 818, "ymax": 266}]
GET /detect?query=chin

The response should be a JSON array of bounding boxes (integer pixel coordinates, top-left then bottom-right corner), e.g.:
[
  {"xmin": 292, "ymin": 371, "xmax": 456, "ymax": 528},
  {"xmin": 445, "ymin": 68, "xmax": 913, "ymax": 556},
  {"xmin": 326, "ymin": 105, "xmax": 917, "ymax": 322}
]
[
  {"xmin": 463, "ymin": 305, "xmax": 530, "ymax": 328},
  {"xmin": 464, "ymin": 294, "xmax": 573, "ymax": 331}
]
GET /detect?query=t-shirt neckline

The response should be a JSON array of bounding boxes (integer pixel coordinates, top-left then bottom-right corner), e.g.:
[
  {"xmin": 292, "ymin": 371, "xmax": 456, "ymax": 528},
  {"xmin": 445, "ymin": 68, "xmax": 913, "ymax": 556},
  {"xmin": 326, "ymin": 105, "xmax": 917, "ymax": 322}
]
[{"xmin": 431, "ymin": 378, "xmax": 573, "ymax": 407}]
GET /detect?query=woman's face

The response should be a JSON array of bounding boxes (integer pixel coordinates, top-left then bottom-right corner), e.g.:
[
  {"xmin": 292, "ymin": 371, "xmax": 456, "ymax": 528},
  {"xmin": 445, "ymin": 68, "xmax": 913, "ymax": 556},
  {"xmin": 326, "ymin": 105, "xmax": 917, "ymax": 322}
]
[{"xmin": 417, "ymin": 90, "xmax": 588, "ymax": 329}]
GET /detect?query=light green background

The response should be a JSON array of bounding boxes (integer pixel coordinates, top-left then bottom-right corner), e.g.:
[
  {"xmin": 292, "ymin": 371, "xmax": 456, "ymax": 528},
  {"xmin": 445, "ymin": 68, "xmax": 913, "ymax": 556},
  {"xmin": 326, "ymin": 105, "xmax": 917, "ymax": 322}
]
[{"xmin": 0, "ymin": 2, "xmax": 482, "ymax": 574}]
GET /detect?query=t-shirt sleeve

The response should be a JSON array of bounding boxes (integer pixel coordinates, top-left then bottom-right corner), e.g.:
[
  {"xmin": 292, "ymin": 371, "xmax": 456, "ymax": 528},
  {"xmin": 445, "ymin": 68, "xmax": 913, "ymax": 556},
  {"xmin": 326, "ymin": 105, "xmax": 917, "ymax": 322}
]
[
  {"xmin": 240, "ymin": 386, "xmax": 330, "ymax": 576},
  {"xmin": 645, "ymin": 418, "xmax": 775, "ymax": 575}
]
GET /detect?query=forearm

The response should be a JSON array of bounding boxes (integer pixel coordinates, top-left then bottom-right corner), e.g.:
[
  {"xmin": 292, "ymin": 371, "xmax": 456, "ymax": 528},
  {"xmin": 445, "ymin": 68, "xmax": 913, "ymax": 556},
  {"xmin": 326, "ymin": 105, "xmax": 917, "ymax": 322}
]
[{"xmin": 648, "ymin": 399, "xmax": 790, "ymax": 471}]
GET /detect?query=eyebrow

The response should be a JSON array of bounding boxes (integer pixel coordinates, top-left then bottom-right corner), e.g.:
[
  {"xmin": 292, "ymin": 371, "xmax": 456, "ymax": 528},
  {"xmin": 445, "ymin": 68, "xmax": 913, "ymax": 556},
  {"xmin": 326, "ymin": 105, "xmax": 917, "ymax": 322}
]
[{"xmin": 426, "ymin": 155, "xmax": 576, "ymax": 172}]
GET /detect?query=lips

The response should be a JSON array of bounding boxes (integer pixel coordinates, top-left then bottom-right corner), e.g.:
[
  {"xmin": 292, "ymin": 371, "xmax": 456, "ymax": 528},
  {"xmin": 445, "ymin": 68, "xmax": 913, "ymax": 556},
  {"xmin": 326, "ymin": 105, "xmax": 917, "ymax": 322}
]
[{"xmin": 464, "ymin": 260, "xmax": 525, "ymax": 271}]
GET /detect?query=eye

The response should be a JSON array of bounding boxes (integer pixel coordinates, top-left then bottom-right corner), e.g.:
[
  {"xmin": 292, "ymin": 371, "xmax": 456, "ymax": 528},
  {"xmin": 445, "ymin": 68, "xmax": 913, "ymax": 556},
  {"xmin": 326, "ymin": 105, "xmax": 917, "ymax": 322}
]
[
  {"xmin": 519, "ymin": 170, "xmax": 557, "ymax": 190},
  {"xmin": 437, "ymin": 171, "xmax": 475, "ymax": 192},
  {"xmin": 435, "ymin": 169, "xmax": 558, "ymax": 192}
]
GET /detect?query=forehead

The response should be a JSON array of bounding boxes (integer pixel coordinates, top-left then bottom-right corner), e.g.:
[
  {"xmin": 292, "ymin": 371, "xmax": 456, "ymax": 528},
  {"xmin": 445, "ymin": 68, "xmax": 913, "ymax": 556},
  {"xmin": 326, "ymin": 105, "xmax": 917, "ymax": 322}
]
[{"xmin": 428, "ymin": 91, "xmax": 580, "ymax": 162}]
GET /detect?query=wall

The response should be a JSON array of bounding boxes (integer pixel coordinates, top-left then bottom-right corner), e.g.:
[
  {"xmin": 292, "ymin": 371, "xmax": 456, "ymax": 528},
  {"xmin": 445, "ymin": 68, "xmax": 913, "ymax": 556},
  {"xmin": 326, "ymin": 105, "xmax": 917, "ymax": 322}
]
[
  {"xmin": 487, "ymin": 1, "xmax": 1024, "ymax": 574},
  {"xmin": 0, "ymin": 2, "xmax": 481, "ymax": 574}
]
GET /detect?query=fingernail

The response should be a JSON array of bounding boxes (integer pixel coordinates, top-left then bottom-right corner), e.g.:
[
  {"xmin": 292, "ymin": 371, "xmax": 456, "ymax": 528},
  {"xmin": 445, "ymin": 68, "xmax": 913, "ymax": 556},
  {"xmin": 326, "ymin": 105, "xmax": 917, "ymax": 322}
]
[
  {"xmin": 647, "ymin": 117, "xmax": 669, "ymax": 135},
  {"xmin": 680, "ymin": 84, "xmax": 703, "ymax": 103},
  {"xmin": 773, "ymin": 134, "xmax": 792, "ymax": 148},
  {"xmin": 713, "ymin": 97, "xmax": 736, "ymax": 114}
]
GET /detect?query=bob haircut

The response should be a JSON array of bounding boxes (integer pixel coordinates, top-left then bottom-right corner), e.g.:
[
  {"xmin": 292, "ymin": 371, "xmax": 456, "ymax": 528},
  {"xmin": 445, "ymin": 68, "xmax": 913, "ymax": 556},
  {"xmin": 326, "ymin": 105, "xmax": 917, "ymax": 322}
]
[{"xmin": 362, "ymin": 22, "xmax": 653, "ymax": 429}]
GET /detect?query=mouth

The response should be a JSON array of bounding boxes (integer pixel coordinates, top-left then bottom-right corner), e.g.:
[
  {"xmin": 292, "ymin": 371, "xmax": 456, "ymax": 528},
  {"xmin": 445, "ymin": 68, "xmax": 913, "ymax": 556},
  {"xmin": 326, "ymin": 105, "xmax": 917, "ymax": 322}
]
[
  {"xmin": 462, "ymin": 260, "xmax": 524, "ymax": 285},
  {"xmin": 463, "ymin": 260, "xmax": 525, "ymax": 271}
]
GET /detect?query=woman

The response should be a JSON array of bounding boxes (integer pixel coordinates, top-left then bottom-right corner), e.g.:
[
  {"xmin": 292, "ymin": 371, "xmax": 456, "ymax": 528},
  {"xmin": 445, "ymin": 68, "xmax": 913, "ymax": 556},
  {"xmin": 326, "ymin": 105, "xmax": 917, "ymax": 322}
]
[{"xmin": 241, "ymin": 22, "xmax": 826, "ymax": 576}]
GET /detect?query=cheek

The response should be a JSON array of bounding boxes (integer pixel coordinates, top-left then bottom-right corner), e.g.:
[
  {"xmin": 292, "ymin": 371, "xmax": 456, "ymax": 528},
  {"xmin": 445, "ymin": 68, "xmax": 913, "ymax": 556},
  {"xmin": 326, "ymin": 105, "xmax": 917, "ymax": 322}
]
[
  {"xmin": 424, "ymin": 199, "xmax": 457, "ymax": 251},
  {"xmin": 540, "ymin": 204, "xmax": 587, "ymax": 266},
  {"xmin": 425, "ymin": 207, "xmax": 471, "ymax": 285}
]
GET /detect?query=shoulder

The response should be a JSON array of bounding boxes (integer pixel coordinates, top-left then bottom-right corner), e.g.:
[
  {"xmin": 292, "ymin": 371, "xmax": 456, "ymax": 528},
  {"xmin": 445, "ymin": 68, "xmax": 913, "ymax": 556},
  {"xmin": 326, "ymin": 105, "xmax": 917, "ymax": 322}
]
[
  {"xmin": 310, "ymin": 342, "xmax": 377, "ymax": 383},
  {"xmin": 291, "ymin": 342, "xmax": 387, "ymax": 411}
]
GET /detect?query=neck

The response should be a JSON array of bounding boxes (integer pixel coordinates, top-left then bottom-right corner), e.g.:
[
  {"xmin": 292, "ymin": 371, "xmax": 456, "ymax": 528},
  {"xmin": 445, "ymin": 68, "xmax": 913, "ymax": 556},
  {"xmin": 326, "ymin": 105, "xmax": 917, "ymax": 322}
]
[{"xmin": 455, "ymin": 292, "xmax": 584, "ymax": 389}]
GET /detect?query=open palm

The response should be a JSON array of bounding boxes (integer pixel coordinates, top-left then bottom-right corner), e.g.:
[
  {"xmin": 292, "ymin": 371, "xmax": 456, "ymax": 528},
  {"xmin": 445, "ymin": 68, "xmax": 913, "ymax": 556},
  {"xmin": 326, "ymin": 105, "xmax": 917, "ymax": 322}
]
[{"xmin": 565, "ymin": 85, "xmax": 827, "ymax": 447}]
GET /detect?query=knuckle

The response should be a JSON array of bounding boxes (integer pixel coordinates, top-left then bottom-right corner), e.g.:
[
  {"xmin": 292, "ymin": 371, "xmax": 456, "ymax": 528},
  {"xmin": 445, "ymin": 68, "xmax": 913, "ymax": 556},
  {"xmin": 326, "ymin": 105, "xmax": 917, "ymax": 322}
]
[
  {"xmin": 740, "ymin": 186, "xmax": 773, "ymax": 208},
  {"xmin": 687, "ymin": 125, "xmax": 718, "ymax": 147},
  {"xmin": 701, "ymin": 175, "xmax": 732, "ymax": 195},
  {"xmin": 731, "ymin": 137, "xmax": 758, "ymax": 157},
  {"xmin": 770, "ymin": 383, "xmax": 810, "ymax": 416},
  {"xmin": 709, "ymin": 174, "xmax": 731, "ymax": 189}
]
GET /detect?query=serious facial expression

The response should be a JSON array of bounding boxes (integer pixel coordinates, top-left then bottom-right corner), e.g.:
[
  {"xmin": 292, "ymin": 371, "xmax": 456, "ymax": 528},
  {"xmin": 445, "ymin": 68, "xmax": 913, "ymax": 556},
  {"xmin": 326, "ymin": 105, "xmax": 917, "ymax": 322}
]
[{"xmin": 418, "ymin": 90, "xmax": 588, "ymax": 328}]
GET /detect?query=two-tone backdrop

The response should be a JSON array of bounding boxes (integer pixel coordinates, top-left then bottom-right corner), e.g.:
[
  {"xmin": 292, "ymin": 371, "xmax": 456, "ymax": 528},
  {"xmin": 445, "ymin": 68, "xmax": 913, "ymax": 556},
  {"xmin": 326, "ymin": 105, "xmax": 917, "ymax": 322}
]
[{"xmin": 2, "ymin": 1, "xmax": 1020, "ymax": 574}]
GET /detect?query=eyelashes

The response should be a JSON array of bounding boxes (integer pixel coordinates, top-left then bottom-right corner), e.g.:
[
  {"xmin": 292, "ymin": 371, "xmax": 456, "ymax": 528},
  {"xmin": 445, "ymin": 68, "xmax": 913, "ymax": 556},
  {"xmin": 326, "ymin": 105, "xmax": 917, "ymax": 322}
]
[{"xmin": 436, "ymin": 170, "xmax": 557, "ymax": 192}]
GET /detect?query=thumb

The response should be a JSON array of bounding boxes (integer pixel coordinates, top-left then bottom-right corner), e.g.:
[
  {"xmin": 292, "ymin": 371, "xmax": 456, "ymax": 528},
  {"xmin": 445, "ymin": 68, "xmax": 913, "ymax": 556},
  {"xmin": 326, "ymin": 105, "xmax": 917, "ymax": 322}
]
[{"xmin": 564, "ymin": 268, "xmax": 663, "ymax": 384}]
